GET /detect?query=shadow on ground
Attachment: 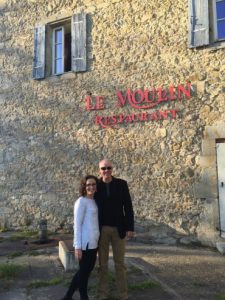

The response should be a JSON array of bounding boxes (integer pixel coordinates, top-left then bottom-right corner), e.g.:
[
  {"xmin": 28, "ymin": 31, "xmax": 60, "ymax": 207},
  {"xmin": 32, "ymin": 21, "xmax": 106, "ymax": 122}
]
[{"xmin": 0, "ymin": 231, "xmax": 225, "ymax": 300}]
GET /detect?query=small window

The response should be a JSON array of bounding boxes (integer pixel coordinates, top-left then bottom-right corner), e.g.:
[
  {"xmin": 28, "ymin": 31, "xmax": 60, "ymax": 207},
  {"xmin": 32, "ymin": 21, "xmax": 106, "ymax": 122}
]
[
  {"xmin": 52, "ymin": 24, "xmax": 71, "ymax": 75},
  {"xmin": 213, "ymin": 0, "xmax": 225, "ymax": 40},
  {"xmin": 53, "ymin": 27, "xmax": 64, "ymax": 75},
  {"xmin": 33, "ymin": 13, "xmax": 87, "ymax": 80}
]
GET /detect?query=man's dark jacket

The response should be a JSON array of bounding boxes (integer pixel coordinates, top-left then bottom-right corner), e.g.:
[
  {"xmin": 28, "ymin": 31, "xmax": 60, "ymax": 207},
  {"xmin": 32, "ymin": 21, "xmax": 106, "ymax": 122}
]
[{"xmin": 95, "ymin": 176, "xmax": 134, "ymax": 239}]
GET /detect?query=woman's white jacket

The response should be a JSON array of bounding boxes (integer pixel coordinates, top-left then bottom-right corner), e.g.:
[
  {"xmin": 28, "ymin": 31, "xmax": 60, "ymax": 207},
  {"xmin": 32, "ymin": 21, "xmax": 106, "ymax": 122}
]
[{"xmin": 73, "ymin": 196, "xmax": 99, "ymax": 250}]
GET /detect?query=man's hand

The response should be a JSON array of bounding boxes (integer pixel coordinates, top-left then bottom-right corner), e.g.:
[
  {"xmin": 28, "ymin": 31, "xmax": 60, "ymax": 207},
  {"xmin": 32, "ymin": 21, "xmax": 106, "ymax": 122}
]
[
  {"xmin": 126, "ymin": 231, "xmax": 134, "ymax": 239},
  {"xmin": 75, "ymin": 249, "xmax": 82, "ymax": 260}
]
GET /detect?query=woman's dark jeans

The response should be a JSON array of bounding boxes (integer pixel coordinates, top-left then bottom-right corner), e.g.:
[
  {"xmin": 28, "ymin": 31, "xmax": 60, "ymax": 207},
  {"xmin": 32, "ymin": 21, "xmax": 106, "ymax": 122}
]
[{"xmin": 62, "ymin": 247, "xmax": 97, "ymax": 300}]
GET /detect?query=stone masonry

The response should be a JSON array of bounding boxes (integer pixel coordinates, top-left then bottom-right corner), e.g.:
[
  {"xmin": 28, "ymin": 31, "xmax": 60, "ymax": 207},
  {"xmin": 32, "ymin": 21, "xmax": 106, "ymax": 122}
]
[{"xmin": 0, "ymin": 0, "xmax": 225, "ymax": 247}]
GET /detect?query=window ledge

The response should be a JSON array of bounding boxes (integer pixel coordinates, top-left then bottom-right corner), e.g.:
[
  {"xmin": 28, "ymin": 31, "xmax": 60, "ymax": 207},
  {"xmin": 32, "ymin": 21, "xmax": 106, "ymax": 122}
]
[
  {"xmin": 47, "ymin": 72, "xmax": 76, "ymax": 82},
  {"xmin": 59, "ymin": 72, "xmax": 76, "ymax": 80},
  {"xmin": 208, "ymin": 41, "xmax": 225, "ymax": 52},
  {"xmin": 189, "ymin": 40, "xmax": 225, "ymax": 52}
]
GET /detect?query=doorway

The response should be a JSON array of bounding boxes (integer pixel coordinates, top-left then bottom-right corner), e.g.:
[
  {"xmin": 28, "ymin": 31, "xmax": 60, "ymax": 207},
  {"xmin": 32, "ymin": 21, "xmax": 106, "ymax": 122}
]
[{"xmin": 216, "ymin": 140, "xmax": 225, "ymax": 238}]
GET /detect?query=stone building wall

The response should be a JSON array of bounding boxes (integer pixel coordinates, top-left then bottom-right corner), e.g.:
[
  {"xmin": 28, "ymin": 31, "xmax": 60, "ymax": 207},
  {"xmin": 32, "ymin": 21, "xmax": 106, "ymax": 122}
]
[{"xmin": 0, "ymin": 0, "xmax": 225, "ymax": 247}]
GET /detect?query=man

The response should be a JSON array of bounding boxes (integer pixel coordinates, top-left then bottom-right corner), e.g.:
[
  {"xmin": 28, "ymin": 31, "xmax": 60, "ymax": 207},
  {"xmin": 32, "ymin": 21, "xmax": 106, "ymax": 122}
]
[{"xmin": 95, "ymin": 159, "xmax": 134, "ymax": 300}]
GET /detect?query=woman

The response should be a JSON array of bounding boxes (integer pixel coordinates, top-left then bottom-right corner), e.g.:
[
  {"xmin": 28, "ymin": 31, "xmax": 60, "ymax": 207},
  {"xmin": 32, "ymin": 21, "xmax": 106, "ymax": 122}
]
[{"xmin": 61, "ymin": 175, "xmax": 99, "ymax": 300}]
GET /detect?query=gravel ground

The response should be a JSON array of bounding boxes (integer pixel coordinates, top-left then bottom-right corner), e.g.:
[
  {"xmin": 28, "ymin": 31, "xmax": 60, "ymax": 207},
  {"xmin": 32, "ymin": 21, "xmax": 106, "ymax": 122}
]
[{"xmin": 0, "ymin": 232, "xmax": 225, "ymax": 300}]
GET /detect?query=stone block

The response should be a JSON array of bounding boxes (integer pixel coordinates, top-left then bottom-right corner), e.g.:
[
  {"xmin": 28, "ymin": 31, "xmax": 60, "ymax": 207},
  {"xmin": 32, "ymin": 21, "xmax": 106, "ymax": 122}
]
[
  {"xmin": 59, "ymin": 240, "xmax": 78, "ymax": 272},
  {"xmin": 196, "ymin": 81, "xmax": 205, "ymax": 94},
  {"xmin": 179, "ymin": 236, "xmax": 200, "ymax": 246},
  {"xmin": 216, "ymin": 242, "xmax": 225, "ymax": 255},
  {"xmin": 0, "ymin": 94, "xmax": 6, "ymax": 104},
  {"xmin": 0, "ymin": 0, "xmax": 7, "ymax": 9},
  {"xmin": 199, "ymin": 155, "xmax": 216, "ymax": 168},
  {"xmin": 201, "ymin": 140, "xmax": 216, "ymax": 156},
  {"xmin": 61, "ymin": 72, "xmax": 76, "ymax": 80},
  {"xmin": 204, "ymin": 125, "xmax": 225, "ymax": 139},
  {"xmin": 0, "ymin": 149, "xmax": 4, "ymax": 163},
  {"xmin": 193, "ymin": 181, "xmax": 218, "ymax": 199},
  {"xmin": 201, "ymin": 168, "xmax": 218, "ymax": 184}
]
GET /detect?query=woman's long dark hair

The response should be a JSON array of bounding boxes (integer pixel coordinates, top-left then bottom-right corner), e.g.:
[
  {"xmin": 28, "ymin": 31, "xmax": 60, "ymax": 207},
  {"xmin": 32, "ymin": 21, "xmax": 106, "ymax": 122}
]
[{"xmin": 79, "ymin": 175, "xmax": 98, "ymax": 196}]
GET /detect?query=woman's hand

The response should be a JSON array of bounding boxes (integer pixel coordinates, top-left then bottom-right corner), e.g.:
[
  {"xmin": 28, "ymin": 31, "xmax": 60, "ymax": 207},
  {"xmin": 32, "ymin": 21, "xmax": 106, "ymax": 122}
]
[
  {"xmin": 126, "ymin": 231, "xmax": 134, "ymax": 240},
  {"xmin": 75, "ymin": 249, "xmax": 82, "ymax": 260}
]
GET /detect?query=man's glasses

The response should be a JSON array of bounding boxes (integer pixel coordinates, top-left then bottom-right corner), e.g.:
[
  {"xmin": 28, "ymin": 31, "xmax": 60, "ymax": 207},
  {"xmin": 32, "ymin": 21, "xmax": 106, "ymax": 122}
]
[
  {"xmin": 100, "ymin": 166, "xmax": 112, "ymax": 171},
  {"xmin": 86, "ymin": 183, "xmax": 96, "ymax": 187}
]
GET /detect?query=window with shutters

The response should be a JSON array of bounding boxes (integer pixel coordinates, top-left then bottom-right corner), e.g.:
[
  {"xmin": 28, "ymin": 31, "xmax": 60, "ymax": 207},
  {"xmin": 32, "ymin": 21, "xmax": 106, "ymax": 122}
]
[
  {"xmin": 188, "ymin": 0, "xmax": 225, "ymax": 48},
  {"xmin": 33, "ymin": 13, "xmax": 87, "ymax": 80}
]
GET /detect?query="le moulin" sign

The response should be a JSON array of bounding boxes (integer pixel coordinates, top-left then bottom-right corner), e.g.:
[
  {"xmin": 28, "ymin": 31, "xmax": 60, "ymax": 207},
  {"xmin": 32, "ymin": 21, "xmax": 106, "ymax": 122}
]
[{"xmin": 85, "ymin": 83, "xmax": 192, "ymax": 128}]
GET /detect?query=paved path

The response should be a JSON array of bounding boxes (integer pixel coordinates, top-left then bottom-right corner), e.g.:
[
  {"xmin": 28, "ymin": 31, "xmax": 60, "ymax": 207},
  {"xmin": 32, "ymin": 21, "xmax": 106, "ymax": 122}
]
[
  {"xmin": 126, "ymin": 243, "xmax": 225, "ymax": 299},
  {"xmin": 0, "ymin": 234, "xmax": 225, "ymax": 300}
]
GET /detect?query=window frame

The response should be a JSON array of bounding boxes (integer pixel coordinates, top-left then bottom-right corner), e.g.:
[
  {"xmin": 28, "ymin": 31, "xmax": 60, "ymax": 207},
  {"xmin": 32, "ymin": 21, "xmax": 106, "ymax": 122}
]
[
  {"xmin": 52, "ymin": 26, "xmax": 65, "ymax": 75},
  {"xmin": 213, "ymin": 0, "xmax": 225, "ymax": 41}
]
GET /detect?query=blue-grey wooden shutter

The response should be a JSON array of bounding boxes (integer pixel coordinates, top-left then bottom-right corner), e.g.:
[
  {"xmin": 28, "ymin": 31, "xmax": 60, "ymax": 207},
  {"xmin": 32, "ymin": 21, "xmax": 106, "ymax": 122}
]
[
  {"xmin": 188, "ymin": 0, "xmax": 209, "ymax": 47},
  {"xmin": 71, "ymin": 13, "xmax": 87, "ymax": 72},
  {"xmin": 32, "ymin": 25, "xmax": 45, "ymax": 79}
]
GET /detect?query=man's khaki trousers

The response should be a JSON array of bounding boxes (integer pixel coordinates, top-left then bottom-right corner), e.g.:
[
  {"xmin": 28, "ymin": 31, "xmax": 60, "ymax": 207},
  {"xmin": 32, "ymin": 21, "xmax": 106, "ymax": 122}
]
[{"xmin": 98, "ymin": 226, "xmax": 128, "ymax": 300}]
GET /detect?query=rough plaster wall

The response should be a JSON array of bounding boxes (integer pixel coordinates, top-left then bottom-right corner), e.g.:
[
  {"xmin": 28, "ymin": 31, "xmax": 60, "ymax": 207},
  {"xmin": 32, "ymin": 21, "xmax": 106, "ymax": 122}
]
[{"xmin": 0, "ymin": 0, "xmax": 225, "ymax": 245}]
